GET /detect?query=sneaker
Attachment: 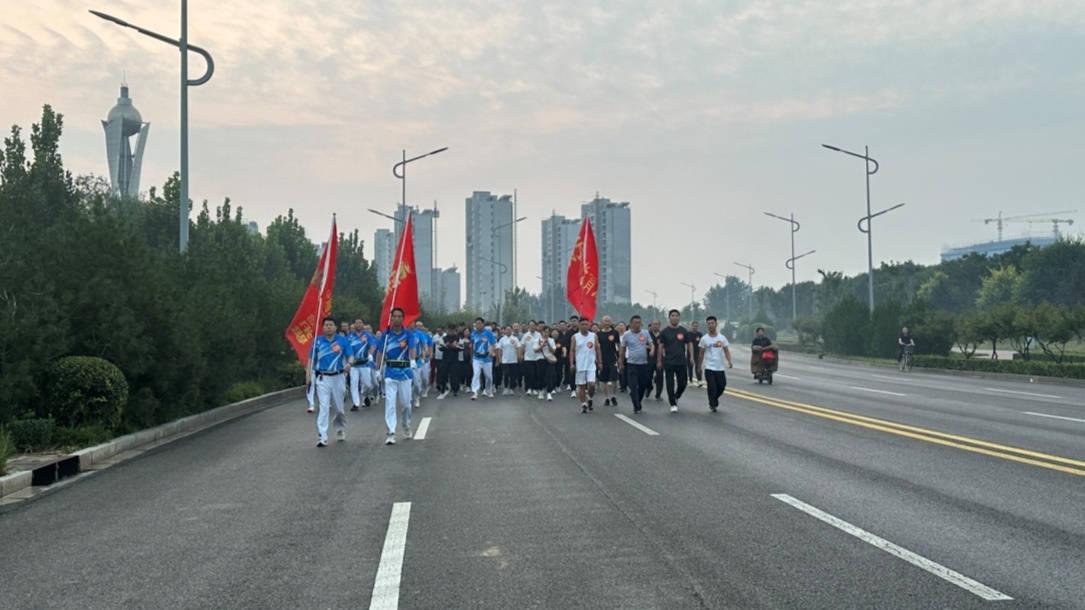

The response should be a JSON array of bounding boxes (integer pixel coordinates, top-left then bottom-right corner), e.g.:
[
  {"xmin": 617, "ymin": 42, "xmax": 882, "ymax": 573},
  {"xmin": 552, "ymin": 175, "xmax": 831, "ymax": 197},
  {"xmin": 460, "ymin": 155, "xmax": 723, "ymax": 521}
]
[
  {"xmin": 423, "ymin": 391, "xmax": 429, "ymax": 398},
  {"xmin": 413, "ymin": 397, "xmax": 420, "ymax": 408},
  {"xmin": 385, "ymin": 434, "xmax": 396, "ymax": 445},
  {"xmin": 350, "ymin": 405, "xmax": 360, "ymax": 412},
  {"xmin": 437, "ymin": 391, "xmax": 448, "ymax": 400},
  {"xmin": 570, "ymin": 390, "xmax": 577, "ymax": 398},
  {"xmin": 336, "ymin": 429, "xmax": 346, "ymax": 441},
  {"xmin": 487, "ymin": 392, "xmax": 494, "ymax": 399},
  {"xmin": 364, "ymin": 397, "xmax": 371, "ymax": 407},
  {"xmin": 316, "ymin": 440, "xmax": 327, "ymax": 447},
  {"xmin": 670, "ymin": 405, "xmax": 678, "ymax": 413},
  {"xmin": 633, "ymin": 408, "xmax": 641, "ymax": 414},
  {"xmin": 587, "ymin": 399, "xmax": 594, "ymax": 411},
  {"xmin": 547, "ymin": 392, "xmax": 553, "ymax": 401},
  {"xmin": 404, "ymin": 427, "xmax": 412, "ymax": 440},
  {"xmin": 471, "ymin": 392, "xmax": 478, "ymax": 401},
  {"xmin": 582, "ymin": 404, "xmax": 588, "ymax": 414},
  {"xmin": 538, "ymin": 391, "xmax": 545, "ymax": 400},
  {"xmin": 306, "ymin": 407, "xmax": 315, "ymax": 413},
  {"xmin": 710, "ymin": 406, "xmax": 718, "ymax": 413}
]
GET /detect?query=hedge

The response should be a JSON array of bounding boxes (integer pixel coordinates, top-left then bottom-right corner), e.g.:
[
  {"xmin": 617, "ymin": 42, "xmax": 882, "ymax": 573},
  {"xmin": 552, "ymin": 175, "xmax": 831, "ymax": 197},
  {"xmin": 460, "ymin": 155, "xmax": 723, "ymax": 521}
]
[
  {"xmin": 0, "ymin": 427, "xmax": 13, "ymax": 475},
  {"xmin": 7, "ymin": 418, "xmax": 57, "ymax": 452},
  {"xmin": 913, "ymin": 355, "xmax": 1085, "ymax": 380}
]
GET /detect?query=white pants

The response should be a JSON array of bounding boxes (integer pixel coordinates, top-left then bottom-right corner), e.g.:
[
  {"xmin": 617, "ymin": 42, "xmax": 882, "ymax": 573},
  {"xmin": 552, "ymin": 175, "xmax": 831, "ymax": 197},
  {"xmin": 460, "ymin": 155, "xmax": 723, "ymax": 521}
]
[
  {"xmin": 412, "ymin": 364, "xmax": 424, "ymax": 399},
  {"xmin": 472, "ymin": 360, "xmax": 494, "ymax": 394},
  {"xmin": 384, "ymin": 377, "xmax": 413, "ymax": 434},
  {"xmin": 316, "ymin": 373, "xmax": 346, "ymax": 443},
  {"xmin": 306, "ymin": 380, "xmax": 316, "ymax": 407},
  {"xmin": 350, "ymin": 366, "xmax": 373, "ymax": 406}
]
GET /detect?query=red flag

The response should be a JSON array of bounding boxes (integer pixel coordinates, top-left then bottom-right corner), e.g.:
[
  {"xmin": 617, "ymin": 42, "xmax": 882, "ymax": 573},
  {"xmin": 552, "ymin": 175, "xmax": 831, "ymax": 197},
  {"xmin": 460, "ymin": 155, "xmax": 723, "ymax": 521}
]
[
  {"xmin": 379, "ymin": 211, "xmax": 421, "ymax": 330},
  {"xmin": 566, "ymin": 218, "xmax": 599, "ymax": 322},
  {"xmin": 284, "ymin": 217, "xmax": 338, "ymax": 366}
]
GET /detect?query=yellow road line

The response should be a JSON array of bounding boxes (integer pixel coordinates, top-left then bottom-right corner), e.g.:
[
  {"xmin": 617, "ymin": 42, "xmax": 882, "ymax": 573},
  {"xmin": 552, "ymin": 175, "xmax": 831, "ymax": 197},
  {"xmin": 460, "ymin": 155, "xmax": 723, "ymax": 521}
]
[{"xmin": 725, "ymin": 388, "xmax": 1085, "ymax": 478}]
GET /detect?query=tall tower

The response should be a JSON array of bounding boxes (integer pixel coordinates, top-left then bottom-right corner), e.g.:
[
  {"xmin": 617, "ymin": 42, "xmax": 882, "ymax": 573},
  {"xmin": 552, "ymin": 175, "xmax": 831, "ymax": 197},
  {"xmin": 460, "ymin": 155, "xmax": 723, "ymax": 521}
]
[
  {"xmin": 374, "ymin": 228, "xmax": 395, "ymax": 291},
  {"xmin": 465, "ymin": 191, "xmax": 515, "ymax": 313},
  {"xmin": 394, "ymin": 203, "xmax": 440, "ymax": 307},
  {"xmin": 581, "ymin": 195, "xmax": 632, "ymax": 304},
  {"xmin": 102, "ymin": 81, "xmax": 150, "ymax": 198}
]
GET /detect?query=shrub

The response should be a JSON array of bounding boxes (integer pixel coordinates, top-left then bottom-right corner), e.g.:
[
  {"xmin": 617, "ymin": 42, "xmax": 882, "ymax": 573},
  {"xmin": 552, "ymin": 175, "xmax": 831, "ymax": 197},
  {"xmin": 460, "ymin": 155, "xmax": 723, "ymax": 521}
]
[
  {"xmin": 913, "ymin": 355, "xmax": 1085, "ymax": 379},
  {"xmin": 43, "ymin": 356, "xmax": 128, "ymax": 430},
  {"xmin": 55, "ymin": 424, "xmax": 113, "ymax": 449},
  {"xmin": 0, "ymin": 427, "xmax": 13, "ymax": 475},
  {"xmin": 902, "ymin": 301, "xmax": 958, "ymax": 357},
  {"xmin": 868, "ymin": 300, "xmax": 905, "ymax": 359},
  {"xmin": 220, "ymin": 381, "xmax": 267, "ymax": 405},
  {"xmin": 8, "ymin": 418, "xmax": 57, "ymax": 452},
  {"xmin": 793, "ymin": 316, "xmax": 823, "ymax": 347}
]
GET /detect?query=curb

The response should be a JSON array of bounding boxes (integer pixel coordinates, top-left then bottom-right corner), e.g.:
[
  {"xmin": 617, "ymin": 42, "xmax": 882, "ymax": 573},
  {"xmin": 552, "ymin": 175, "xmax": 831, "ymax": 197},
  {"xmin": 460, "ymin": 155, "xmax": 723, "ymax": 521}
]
[
  {"xmin": 0, "ymin": 386, "xmax": 303, "ymax": 503},
  {"xmin": 784, "ymin": 350, "xmax": 1085, "ymax": 387}
]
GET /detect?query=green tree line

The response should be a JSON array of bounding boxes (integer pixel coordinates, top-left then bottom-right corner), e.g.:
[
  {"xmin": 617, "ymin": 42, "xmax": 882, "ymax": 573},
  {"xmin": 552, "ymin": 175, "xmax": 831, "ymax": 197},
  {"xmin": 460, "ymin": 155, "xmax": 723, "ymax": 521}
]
[{"xmin": 0, "ymin": 106, "xmax": 385, "ymax": 443}]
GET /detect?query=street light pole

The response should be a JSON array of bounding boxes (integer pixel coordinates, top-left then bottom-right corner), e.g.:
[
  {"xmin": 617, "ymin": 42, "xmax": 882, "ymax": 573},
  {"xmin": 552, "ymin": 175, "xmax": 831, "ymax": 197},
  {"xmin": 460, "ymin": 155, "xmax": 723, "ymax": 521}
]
[
  {"xmin": 822, "ymin": 144, "xmax": 904, "ymax": 313},
  {"xmin": 491, "ymin": 216, "xmax": 526, "ymax": 323},
  {"xmin": 681, "ymin": 283, "xmax": 696, "ymax": 323},
  {"xmin": 392, "ymin": 147, "xmax": 448, "ymax": 213},
  {"xmin": 712, "ymin": 272, "xmax": 730, "ymax": 323},
  {"xmin": 764, "ymin": 212, "xmax": 802, "ymax": 322},
  {"xmin": 734, "ymin": 262, "xmax": 755, "ymax": 321},
  {"xmin": 90, "ymin": 5, "xmax": 215, "ymax": 254}
]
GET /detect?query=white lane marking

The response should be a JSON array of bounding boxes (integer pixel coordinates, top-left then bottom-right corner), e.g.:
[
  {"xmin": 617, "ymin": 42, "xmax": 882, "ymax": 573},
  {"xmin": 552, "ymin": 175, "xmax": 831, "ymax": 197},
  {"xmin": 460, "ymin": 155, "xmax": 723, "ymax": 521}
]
[
  {"xmin": 413, "ymin": 417, "xmax": 432, "ymax": 440},
  {"xmin": 986, "ymin": 388, "xmax": 1061, "ymax": 399},
  {"xmin": 1024, "ymin": 412, "xmax": 1085, "ymax": 424},
  {"xmin": 614, "ymin": 414, "xmax": 660, "ymax": 436},
  {"xmin": 774, "ymin": 373, "xmax": 801, "ymax": 380},
  {"xmin": 771, "ymin": 494, "xmax": 1012, "ymax": 601},
  {"xmin": 849, "ymin": 386, "xmax": 906, "ymax": 397},
  {"xmin": 370, "ymin": 502, "xmax": 412, "ymax": 610},
  {"xmin": 868, "ymin": 374, "xmax": 914, "ymax": 384}
]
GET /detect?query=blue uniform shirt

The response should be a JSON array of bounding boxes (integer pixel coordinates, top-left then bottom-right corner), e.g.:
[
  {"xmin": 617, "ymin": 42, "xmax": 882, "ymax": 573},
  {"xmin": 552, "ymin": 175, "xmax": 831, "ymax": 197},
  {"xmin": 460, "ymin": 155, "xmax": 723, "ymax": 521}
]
[
  {"xmin": 382, "ymin": 327, "xmax": 416, "ymax": 380},
  {"xmin": 414, "ymin": 329, "xmax": 433, "ymax": 364},
  {"xmin": 471, "ymin": 329, "xmax": 497, "ymax": 362},
  {"xmin": 348, "ymin": 331, "xmax": 376, "ymax": 364},
  {"xmin": 313, "ymin": 334, "xmax": 352, "ymax": 373}
]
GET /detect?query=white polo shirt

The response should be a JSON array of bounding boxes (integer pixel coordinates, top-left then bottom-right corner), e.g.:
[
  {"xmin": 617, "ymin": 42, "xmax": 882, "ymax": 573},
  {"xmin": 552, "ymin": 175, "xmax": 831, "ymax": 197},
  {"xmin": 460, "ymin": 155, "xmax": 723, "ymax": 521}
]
[{"xmin": 699, "ymin": 332, "xmax": 731, "ymax": 371}]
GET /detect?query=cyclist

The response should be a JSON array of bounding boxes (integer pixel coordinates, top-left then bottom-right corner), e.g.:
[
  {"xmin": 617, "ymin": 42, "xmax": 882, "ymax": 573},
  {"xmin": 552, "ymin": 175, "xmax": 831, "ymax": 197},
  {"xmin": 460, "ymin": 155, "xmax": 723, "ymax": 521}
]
[{"xmin": 898, "ymin": 326, "xmax": 915, "ymax": 362}]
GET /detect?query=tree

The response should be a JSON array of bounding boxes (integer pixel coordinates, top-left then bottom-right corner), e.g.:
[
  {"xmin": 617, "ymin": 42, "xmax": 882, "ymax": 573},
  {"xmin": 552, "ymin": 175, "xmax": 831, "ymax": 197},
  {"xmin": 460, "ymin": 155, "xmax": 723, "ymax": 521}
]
[
  {"xmin": 975, "ymin": 265, "xmax": 1025, "ymax": 313},
  {"xmin": 1020, "ymin": 238, "xmax": 1085, "ymax": 307},
  {"xmin": 1030, "ymin": 302, "xmax": 1074, "ymax": 364},
  {"xmin": 821, "ymin": 296, "xmax": 869, "ymax": 356}
]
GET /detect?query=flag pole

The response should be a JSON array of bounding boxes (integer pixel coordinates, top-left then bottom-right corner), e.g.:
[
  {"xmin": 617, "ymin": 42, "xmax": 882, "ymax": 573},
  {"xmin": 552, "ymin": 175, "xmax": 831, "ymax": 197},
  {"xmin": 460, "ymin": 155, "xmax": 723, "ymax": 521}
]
[
  {"xmin": 380, "ymin": 210, "xmax": 412, "ymax": 376},
  {"xmin": 307, "ymin": 214, "xmax": 336, "ymax": 380}
]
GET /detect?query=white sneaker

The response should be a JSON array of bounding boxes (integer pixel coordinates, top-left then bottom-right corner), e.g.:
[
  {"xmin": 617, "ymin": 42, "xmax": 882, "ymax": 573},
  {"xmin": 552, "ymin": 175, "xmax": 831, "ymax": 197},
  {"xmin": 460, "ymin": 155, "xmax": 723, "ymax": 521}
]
[
  {"xmin": 413, "ymin": 397, "xmax": 420, "ymax": 407},
  {"xmin": 306, "ymin": 407, "xmax": 315, "ymax": 413},
  {"xmin": 538, "ymin": 391, "xmax": 545, "ymax": 400},
  {"xmin": 670, "ymin": 405, "xmax": 678, "ymax": 413},
  {"xmin": 385, "ymin": 434, "xmax": 396, "ymax": 445},
  {"xmin": 336, "ymin": 429, "xmax": 345, "ymax": 441},
  {"xmin": 404, "ymin": 426, "xmax": 412, "ymax": 440},
  {"xmin": 570, "ymin": 391, "xmax": 577, "ymax": 398},
  {"xmin": 471, "ymin": 392, "xmax": 478, "ymax": 401},
  {"xmin": 547, "ymin": 392, "xmax": 553, "ymax": 401},
  {"xmin": 423, "ymin": 391, "xmax": 429, "ymax": 398},
  {"xmin": 487, "ymin": 392, "xmax": 494, "ymax": 398},
  {"xmin": 437, "ymin": 391, "xmax": 448, "ymax": 400}
]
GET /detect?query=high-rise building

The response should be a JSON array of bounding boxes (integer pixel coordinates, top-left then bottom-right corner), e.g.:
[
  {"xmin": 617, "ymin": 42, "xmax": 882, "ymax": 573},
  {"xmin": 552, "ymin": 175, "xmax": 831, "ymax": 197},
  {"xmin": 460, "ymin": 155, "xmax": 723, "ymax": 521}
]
[
  {"xmin": 102, "ymin": 82, "xmax": 150, "ymax": 198},
  {"xmin": 436, "ymin": 266, "xmax": 462, "ymax": 313},
  {"xmin": 581, "ymin": 195, "xmax": 632, "ymax": 304},
  {"xmin": 394, "ymin": 204, "xmax": 439, "ymax": 306},
  {"xmin": 465, "ymin": 191, "xmax": 516, "ymax": 314},
  {"xmin": 373, "ymin": 228, "xmax": 395, "ymax": 290},
  {"xmin": 541, "ymin": 213, "xmax": 582, "ymax": 295}
]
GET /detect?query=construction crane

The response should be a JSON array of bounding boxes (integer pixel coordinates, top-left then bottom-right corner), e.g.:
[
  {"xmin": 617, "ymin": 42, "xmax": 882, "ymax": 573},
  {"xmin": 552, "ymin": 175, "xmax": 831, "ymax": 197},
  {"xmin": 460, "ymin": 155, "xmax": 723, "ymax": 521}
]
[{"xmin": 971, "ymin": 210, "xmax": 1077, "ymax": 241}]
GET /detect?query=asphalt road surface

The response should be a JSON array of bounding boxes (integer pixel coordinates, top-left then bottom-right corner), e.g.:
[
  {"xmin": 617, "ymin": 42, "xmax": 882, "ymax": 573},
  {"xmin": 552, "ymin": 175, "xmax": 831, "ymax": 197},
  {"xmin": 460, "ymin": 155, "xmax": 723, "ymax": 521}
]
[{"xmin": 2, "ymin": 351, "xmax": 1084, "ymax": 609}]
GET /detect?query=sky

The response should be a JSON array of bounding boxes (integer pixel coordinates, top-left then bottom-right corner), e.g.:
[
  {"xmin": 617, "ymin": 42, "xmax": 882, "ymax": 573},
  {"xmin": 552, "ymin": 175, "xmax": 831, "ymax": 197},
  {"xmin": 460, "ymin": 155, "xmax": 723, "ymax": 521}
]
[{"xmin": 3, "ymin": 0, "xmax": 1083, "ymax": 310}]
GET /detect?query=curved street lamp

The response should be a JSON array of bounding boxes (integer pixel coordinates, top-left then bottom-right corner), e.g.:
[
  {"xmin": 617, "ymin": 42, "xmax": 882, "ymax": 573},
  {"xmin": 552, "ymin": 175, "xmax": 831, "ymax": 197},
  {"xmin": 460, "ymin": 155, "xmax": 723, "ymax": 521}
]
[
  {"xmin": 734, "ymin": 262, "xmax": 755, "ymax": 321},
  {"xmin": 392, "ymin": 147, "xmax": 448, "ymax": 211},
  {"xmin": 90, "ymin": 4, "xmax": 215, "ymax": 254}
]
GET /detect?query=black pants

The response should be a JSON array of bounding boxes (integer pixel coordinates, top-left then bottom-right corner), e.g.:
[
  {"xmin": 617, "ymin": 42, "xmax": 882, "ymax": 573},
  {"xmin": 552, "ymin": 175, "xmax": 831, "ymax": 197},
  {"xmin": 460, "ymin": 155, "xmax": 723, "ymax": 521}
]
[
  {"xmin": 437, "ymin": 358, "xmax": 454, "ymax": 392},
  {"xmin": 688, "ymin": 350, "xmax": 703, "ymax": 383},
  {"xmin": 626, "ymin": 363, "xmax": 652, "ymax": 412},
  {"xmin": 494, "ymin": 362, "xmax": 504, "ymax": 388},
  {"xmin": 653, "ymin": 367, "xmax": 664, "ymax": 398},
  {"xmin": 546, "ymin": 360, "xmax": 560, "ymax": 392},
  {"xmin": 663, "ymin": 364, "xmax": 688, "ymax": 406},
  {"xmin": 705, "ymin": 369, "xmax": 727, "ymax": 408},
  {"xmin": 502, "ymin": 363, "xmax": 520, "ymax": 390}
]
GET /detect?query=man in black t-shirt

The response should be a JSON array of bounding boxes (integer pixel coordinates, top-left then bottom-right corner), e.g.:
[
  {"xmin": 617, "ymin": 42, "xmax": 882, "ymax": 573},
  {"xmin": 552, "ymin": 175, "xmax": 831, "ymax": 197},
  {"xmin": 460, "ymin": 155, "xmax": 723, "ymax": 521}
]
[
  {"xmin": 597, "ymin": 315, "xmax": 621, "ymax": 406},
  {"xmin": 648, "ymin": 319, "xmax": 663, "ymax": 400},
  {"xmin": 656, "ymin": 309, "xmax": 694, "ymax": 412},
  {"xmin": 687, "ymin": 321, "xmax": 704, "ymax": 387}
]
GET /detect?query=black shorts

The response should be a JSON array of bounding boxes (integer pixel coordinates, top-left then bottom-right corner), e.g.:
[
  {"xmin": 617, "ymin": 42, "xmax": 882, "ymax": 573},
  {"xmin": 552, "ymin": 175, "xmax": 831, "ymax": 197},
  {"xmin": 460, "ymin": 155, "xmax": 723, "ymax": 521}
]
[{"xmin": 598, "ymin": 362, "xmax": 619, "ymax": 382}]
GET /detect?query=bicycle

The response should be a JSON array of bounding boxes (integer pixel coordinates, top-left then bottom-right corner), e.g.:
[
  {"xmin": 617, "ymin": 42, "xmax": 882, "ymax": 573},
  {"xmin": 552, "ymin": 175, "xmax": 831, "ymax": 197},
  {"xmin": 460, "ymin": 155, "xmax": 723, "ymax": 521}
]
[{"xmin": 899, "ymin": 344, "xmax": 914, "ymax": 373}]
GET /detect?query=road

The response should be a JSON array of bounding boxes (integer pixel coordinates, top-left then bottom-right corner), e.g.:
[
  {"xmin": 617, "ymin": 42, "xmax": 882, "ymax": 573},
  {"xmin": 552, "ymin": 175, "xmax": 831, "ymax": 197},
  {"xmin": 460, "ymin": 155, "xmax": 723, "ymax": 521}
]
[{"xmin": 2, "ymin": 351, "xmax": 1084, "ymax": 609}]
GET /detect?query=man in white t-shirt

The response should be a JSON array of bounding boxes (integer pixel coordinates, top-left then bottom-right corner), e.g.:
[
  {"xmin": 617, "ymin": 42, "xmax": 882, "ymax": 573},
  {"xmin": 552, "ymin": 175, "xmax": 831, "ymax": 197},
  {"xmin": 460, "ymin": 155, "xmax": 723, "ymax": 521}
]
[
  {"xmin": 522, "ymin": 320, "xmax": 545, "ymax": 396},
  {"xmin": 497, "ymin": 326, "xmax": 522, "ymax": 396},
  {"xmin": 697, "ymin": 315, "xmax": 734, "ymax": 413},
  {"xmin": 569, "ymin": 317, "xmax": 602, "ymax": 414}
]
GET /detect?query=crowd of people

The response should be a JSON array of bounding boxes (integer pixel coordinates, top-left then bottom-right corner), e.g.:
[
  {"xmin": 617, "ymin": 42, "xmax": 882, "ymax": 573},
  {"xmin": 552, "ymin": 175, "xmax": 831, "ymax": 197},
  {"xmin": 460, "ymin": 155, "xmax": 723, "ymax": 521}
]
[{"xmin": 304, "ymin": 308, "xmax": 771, "ymax": 448}]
